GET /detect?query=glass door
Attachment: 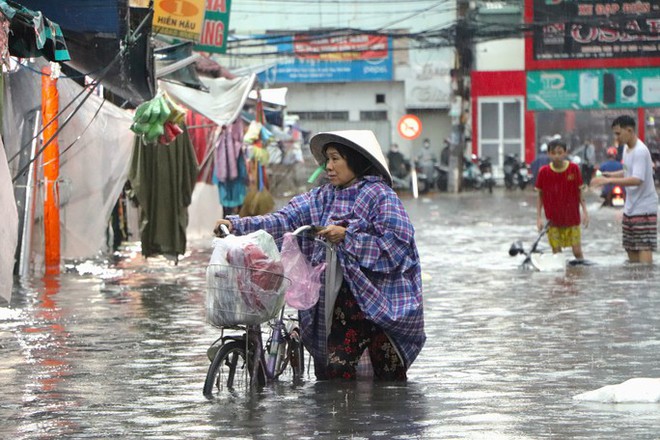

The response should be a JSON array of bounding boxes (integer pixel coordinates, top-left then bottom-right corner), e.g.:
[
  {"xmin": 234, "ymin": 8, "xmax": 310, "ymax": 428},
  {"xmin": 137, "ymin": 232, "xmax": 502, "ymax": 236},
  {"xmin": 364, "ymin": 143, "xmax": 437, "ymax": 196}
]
[{"xmin": 478, "ymin": 97, "xmax": 524, "ymax": 176}]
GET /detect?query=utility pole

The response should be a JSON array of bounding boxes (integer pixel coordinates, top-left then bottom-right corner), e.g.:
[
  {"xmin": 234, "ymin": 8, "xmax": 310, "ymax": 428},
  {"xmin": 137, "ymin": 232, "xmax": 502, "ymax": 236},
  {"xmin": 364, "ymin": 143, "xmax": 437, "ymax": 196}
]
[{"xmin": 448, "ymin": 0, "xmax": 473, "ymax": 193}]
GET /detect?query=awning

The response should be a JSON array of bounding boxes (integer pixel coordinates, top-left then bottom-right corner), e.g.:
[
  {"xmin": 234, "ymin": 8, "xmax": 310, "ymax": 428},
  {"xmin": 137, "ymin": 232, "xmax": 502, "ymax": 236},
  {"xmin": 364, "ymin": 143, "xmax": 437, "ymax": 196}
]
[
  {"xmin": 160, "ymin": 73, "xmax": 257, "ymax": 128},
  {"xmin": 0, "ymin": 0, "xmax": 70, "ymax": 61},
  {"xmin": 155, "ymin": 42, "xmax": 208, "ymax": 92},
  {"xmin": 248, "ymin": 87, "xmax": 288, "ymax": 108},
  {"xmin": 16, "ymin": 0, "xmax": 155, "ymax": 105}
]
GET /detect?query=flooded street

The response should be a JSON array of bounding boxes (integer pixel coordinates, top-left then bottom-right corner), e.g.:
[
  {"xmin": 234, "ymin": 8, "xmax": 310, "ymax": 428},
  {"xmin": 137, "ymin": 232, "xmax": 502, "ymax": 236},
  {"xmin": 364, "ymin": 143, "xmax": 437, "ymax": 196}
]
[{"xmin": 1, "ymin": 189, "xmax": 659, "ymax": 439}]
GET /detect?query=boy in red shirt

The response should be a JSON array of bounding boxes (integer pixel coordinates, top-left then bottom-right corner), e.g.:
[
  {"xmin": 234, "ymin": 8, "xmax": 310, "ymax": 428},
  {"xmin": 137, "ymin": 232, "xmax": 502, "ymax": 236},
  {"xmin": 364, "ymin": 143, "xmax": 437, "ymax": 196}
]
[{"xmin": 535, "ymin": 139, "xmax": 590, "ymax": 262}]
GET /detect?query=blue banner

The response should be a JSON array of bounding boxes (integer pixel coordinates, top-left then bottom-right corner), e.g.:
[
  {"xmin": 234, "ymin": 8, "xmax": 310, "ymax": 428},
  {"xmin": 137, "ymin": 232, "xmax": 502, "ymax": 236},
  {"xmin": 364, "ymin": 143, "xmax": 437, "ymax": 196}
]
[{"xmin": 257, "ymin": 34, "xmax": 393, "ymax": 84}]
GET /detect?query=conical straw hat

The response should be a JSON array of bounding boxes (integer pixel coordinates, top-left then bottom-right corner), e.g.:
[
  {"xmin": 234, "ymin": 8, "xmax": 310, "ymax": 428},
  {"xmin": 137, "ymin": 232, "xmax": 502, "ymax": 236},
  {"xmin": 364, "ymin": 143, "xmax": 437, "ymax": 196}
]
[{"xmin": 310, "ymin": 130, "xmax": 392, "ymax": 187}]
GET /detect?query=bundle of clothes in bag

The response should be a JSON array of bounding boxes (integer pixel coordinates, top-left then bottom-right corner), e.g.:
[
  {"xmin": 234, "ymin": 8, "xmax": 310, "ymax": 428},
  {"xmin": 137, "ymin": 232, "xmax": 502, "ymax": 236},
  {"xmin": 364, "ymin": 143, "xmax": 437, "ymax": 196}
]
[
  {"xmin": 205, "ymin": 229, "xmax": 324, "ymax": 327},
  {"xmin": 206, "ymin": 230, "xmax": 285, "ymax": 326}
]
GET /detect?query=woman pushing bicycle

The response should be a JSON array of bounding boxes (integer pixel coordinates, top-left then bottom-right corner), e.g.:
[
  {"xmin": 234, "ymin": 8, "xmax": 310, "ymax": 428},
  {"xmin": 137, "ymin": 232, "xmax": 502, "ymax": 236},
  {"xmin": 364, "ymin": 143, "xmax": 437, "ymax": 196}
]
[{"xmin": 214, "ymin": 130, "xmax": 425, "ymax": 381}]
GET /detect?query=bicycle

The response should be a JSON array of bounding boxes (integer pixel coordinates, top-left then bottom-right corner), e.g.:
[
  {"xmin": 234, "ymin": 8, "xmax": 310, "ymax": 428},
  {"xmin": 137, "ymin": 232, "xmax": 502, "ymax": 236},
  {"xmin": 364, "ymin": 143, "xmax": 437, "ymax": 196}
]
[{"xmin": 203, "ymin": 225, "xmax": 308, "ymax": 397}]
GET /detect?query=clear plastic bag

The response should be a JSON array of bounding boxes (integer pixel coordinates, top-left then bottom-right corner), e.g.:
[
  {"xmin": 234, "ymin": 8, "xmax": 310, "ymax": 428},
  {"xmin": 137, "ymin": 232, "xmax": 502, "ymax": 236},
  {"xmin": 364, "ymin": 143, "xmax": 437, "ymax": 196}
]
[
  {"xmin": 206, "ymin": 264, "xmax": 288, "ymax": 326},
  {"xmin": 206, "ymin": 230, "xmax": 287, "ymax": 326},
  {"xmin": 280, "ymin": 232, "xmax": 324, "ymax": 310},
  {"xmin": 209, "ymin": 230, "xmax": 280, "ymax": 265}
]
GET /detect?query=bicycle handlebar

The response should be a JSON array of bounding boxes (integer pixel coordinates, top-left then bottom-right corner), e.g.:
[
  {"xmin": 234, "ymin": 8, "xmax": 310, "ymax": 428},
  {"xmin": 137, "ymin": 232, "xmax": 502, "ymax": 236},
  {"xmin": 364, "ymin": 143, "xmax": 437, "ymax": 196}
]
[
  {"xmin": 216, "ymin": 223, "xmax": 334, "ymax": 250},
  {"xmin": 292, "ymin": 225, "xmax": 313, "ymax": 236},
  {"xmin": 292, "ymin": 225, "xmax": 334, "ymax": 250}
]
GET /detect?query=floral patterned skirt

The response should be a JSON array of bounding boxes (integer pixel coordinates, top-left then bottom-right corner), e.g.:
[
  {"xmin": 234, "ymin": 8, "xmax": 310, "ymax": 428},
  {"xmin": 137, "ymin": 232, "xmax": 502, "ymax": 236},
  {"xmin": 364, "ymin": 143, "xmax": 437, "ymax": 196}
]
[{"xmin": 324, "ymin": 283, "xmax": 406, "ymax": 381}]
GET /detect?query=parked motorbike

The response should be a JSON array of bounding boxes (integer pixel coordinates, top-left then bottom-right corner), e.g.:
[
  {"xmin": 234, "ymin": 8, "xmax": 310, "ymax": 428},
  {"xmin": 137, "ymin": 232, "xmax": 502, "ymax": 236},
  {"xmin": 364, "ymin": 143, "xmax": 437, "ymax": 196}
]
[
  {"xmin": 503, "ymin": 154, "xmax": 531, "ymax": 190},
  {"xmin": 601, "ymin": 184, "xmax": 625, "ymax": 208},
  {"xmin": 411, "ymin": 159, "xmax": 449, "ymax": 194},
  {"xmin": 391, "ymin": 157, "xmax": 412, "ymax": 192},
  {"xmin": 394, "ymin": 160, "xmax": 445, "ymax": 197},
  {"xmin": 434, "ymin": 164, "xmax": 449, "ymax": 192},
  {"xmin": 478, "ymin": 156, "xmax": 495, "ymax": 193},
  {"xmin": 462, "ymin": 155, "xmax": 483, "ymax": 190}
]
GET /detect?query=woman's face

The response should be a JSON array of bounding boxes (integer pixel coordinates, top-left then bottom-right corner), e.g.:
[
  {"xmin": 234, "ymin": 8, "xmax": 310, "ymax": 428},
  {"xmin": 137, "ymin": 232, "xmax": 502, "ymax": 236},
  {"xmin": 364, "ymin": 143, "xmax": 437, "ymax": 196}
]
[{"xmin": 325, "ymin": 146, "xmax": 357, "ymax": 188}]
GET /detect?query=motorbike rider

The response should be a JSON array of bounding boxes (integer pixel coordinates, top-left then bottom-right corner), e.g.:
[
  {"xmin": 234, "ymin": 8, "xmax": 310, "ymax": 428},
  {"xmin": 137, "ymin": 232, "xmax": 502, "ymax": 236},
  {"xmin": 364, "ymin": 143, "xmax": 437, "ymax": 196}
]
[
  {"xmin": 387, "ymin": 143, "xmax": 410, "ymax": 188},
  {"xmin": 530, "ymin": 142, "xmax": 551, "ymax": 185},
  {"xmin": 598, "ymin": 146, "xmax": 624, "ymax": 199},
  {"xmin": 416, "ymin": 138, "xmax": 437, "ymax": 181}
]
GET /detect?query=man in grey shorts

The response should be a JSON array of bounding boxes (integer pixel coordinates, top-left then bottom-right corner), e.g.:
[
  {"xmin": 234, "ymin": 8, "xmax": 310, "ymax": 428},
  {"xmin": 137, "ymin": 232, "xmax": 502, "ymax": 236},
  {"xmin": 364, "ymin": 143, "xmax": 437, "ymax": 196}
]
[{"xmin": 591, "ymin": 115, "xmax": 658, "ymax": 263}]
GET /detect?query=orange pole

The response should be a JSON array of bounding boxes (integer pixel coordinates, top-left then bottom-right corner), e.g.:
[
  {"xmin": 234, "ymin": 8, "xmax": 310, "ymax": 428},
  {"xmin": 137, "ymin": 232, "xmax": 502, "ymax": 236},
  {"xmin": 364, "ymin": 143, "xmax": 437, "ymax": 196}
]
[{"xmin": 41, "ymin": 67, "xmax": 60, "ymax": 275}]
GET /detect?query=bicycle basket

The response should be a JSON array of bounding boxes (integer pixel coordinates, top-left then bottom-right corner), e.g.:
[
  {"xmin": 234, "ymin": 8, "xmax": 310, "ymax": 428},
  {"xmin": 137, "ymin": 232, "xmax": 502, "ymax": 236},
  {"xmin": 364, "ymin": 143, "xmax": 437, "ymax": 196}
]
[{"xmin": 206, "ymin": 264, "xmax": 291, "ymax": 327}]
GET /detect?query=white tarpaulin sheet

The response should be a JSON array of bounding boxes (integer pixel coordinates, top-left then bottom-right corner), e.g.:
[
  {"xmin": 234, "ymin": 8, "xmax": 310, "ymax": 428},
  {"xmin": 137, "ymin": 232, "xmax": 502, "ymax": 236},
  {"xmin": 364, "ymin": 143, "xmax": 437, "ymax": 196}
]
[
  {"xmin": 161, "ymin": 73, "xmax": 256, "ymax": 127},
  {"xmin": 53, "ymin": 80, "xmax": 135, "ymax": 259},
  {"xmin": 4, "ymin": 64, "xmax": 134, "ymax": 263},
  {"xmin": 0, "ymin": 138, "xmax": 18, "ymax": 303}
]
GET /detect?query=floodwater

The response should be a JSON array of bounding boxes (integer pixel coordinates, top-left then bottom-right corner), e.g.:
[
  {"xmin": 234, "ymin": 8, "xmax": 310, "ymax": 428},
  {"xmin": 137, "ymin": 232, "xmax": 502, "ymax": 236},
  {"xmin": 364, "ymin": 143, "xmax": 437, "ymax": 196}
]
[{"xmin": 1, "ymin": 189, "xmax": 659, "ymax": 439}]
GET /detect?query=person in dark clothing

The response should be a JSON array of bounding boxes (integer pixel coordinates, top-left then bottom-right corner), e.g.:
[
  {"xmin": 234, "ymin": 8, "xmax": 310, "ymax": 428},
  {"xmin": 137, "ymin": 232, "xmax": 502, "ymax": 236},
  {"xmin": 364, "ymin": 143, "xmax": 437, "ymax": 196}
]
[
  {"xmin": 616, "ymin": 143, "xmax": 624, "ymax": 162},
  {"xmin": 530, "ymin": 142, "xmax": 551, "ymax": 185},
  {"xmin": 386, "ymin": 143, "xmax": 409, "ymax": 179},
  {"xmin": 598, "ymin": 146, "xmax": 624, "ymax": 198},
  {"xmin": 440, "ymin": 138, "xmax": 450, "ymax": 166}
]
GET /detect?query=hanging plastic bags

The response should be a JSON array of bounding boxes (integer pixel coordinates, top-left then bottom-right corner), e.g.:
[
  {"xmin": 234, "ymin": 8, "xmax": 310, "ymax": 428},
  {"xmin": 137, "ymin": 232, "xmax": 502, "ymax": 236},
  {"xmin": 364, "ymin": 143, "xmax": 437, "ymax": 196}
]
[{"xmin": 280, "ymin": 233, "xmax": 324, "ymax": 310}]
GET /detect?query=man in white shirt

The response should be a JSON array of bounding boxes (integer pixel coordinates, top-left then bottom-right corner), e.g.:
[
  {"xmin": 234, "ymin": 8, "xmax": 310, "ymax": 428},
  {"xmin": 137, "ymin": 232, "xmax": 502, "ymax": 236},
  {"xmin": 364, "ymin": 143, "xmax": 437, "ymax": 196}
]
[{"xmin": 591, "ymin": 115, "xmax": 658, "ymax": 263}]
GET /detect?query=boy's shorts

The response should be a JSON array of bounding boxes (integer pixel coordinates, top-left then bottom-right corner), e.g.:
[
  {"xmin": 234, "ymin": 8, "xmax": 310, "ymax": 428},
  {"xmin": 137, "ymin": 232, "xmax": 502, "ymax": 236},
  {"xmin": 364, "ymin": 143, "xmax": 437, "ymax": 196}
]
[
  {"xmin": 547, "ymin": 225, "xmax": 581, "ymax": 249},
  {"xmin": 622, "ymin": 213, "xmax": 657, "ymax": 251}
]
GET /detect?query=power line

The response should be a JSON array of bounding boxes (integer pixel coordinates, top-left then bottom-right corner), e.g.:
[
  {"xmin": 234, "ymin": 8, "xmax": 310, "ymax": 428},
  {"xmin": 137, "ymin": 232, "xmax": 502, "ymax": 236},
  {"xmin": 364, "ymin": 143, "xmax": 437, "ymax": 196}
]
[
  {"xmin": 376, "ymin": 0, "xmax": 454, "ymax": 31},
  {"xmin": 219, "ymin": 11, "xmax": 659, "ymax": 58},
  {"xmin": 230, "ymin": 1, "xmax": 456, "ymax": 29},
  {"xmin": 235, "ymin": 0, "xmax": 444, "ymax": 4},
  {"xmin": 231, "ymin": 8, "xmax": 450, "ymax": 16}
]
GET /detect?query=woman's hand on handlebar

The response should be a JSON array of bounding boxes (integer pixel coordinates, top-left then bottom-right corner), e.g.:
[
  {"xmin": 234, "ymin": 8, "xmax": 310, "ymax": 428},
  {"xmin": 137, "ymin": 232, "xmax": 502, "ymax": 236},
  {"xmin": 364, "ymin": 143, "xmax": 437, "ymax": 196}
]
[
  {"xmin": 317, "ymin": 225, "xmax": 346, "ymax": 244},
  {"xmin": 213, "ymin": 219, "xmax": 233, "ymax": 237}
]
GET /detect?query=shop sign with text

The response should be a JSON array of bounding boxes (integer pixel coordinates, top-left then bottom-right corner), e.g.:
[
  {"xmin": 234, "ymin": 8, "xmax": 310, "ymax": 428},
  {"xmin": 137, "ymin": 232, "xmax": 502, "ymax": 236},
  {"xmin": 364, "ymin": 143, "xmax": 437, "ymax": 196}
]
[
  {"xmin": 194, "ymin": 0, "xmax": 232, "ymax": 54},
  {"xmin": 153, "ymin": 0, "xmax": 206, "ymax": 41},
  {"xmin": 532, "ymin": 0, "xmax": 660, "ymax": 61},
  {"xmin": 527, "ymin": 67, "xmax": 660, "ymax": 111},
  {"xmin": 258, "ymin": 34, "xmax": 393, "ymax": 83}
]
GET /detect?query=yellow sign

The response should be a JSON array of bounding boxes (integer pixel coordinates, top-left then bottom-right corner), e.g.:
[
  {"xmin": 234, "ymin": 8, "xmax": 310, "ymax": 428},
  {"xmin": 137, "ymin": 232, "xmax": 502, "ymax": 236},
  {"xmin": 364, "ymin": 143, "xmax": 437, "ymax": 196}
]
[{"xmin": 153, "ymin": 0, "xmax": 206, "ymax": 41}]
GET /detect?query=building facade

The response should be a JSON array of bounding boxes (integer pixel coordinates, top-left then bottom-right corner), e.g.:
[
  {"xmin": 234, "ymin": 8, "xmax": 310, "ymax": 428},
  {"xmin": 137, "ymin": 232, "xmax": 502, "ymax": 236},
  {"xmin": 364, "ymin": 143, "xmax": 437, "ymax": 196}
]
[{"xmin": 469, "ymin": 0, "xmax": 660, "ymax": 175}]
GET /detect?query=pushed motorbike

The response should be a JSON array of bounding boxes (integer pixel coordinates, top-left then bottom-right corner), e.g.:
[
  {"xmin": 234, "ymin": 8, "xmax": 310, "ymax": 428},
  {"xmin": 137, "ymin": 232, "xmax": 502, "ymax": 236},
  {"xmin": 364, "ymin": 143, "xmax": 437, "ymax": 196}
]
[
  {"xmin": 601, "ymin": 184, "xmax": 625, "ymax": 208},
  {"xmin": 503, "ymin": 154, "xmax": 531, "ymax": 190}
]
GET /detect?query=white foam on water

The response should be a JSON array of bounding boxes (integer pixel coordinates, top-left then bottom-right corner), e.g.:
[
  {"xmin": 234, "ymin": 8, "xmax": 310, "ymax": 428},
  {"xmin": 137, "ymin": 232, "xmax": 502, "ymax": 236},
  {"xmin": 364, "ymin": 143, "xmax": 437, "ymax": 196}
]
[{"xmin": 573, "ymin": 378, "xmax": 660, "ymax": 403}]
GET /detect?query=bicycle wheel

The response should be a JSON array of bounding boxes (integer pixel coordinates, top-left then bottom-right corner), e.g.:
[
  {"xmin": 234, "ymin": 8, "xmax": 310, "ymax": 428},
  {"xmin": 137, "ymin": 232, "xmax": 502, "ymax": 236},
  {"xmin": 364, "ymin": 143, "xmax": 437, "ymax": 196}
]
[
  {"xmin": 205, "ymin": 340, "xmax": 259, "ymax": 396},
  {"xmin": 274, "ymin": 330, "xmax": 305, "ymax": 381},
  {"xmin": 288, "ymin": 332, "xmax": 305, "ymax": 379}
]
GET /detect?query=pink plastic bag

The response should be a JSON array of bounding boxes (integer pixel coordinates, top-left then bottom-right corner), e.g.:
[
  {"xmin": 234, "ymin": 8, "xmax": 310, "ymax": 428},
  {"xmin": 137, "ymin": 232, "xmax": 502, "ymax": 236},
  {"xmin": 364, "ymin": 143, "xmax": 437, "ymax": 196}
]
[{"xmin": 281, "ymin": 233, "xmax": 324, "ymax": 310}]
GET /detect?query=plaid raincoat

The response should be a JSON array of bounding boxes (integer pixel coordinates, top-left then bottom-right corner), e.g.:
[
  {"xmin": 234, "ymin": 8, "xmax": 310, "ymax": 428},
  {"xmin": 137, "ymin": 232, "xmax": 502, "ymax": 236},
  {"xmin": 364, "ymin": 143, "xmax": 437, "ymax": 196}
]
[{"xmin": 227, "ymin": 176, "xmax": 425, "ymax": 369}]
